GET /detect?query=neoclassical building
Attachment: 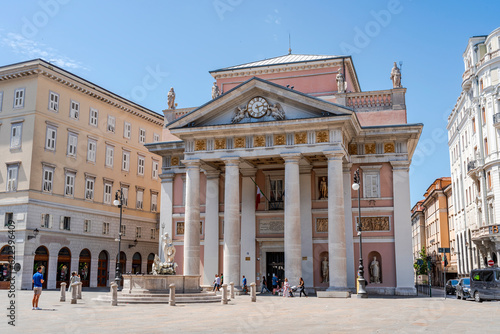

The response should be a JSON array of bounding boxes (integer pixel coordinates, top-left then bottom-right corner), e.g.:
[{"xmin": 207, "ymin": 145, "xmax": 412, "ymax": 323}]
[
  {"xmin": 148, "ymin": 54, "xmax": 422, "ymax": 294},
  {"xmin": 447, "ymin": 27, "xmax": 500, "ymax": 276}
]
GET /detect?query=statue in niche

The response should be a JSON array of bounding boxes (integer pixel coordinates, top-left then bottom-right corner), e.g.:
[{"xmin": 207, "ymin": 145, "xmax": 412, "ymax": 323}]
[
  {"xmin": 319, "ymin": 177, "xmax": 328, "ymax": 199},
  {"xmin": 390, "ymin": 62, "xmax": 402, "ymax": 88},
  {"xmin": 211, "ymin": 82, "xmax": 220, "ymax": 99},
  {"xmin": 167, "ymin": 87, "xmax": 176, "ymax": 109},
  {"xmin": 321, "ymin": 257, "xmax": 329, "ymax": 283},
  {"xmin": 336, "ymin": 68, "xmax": 346, "ymax": 93},
  {"xmin": 370, "ymin": 256, "xmax": 381, "ymax": 283}
]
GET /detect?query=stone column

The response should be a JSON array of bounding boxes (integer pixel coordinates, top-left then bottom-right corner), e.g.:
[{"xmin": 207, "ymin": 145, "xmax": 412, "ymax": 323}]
[
  {"xmin": 90, "ymin": 255, "xmax": 98, "ymax": 287},
  {"xmin": 343, "ymin": 163, "xmax": 356, "ymax": 289},
  {"xmin": 325, "ymin": 151, "xmax": 348, "ymax": 291},
  {"xmin": 391, "ymin": 160, "xmax": 416, "ymax": 295},
  {"xmin": 299, "ymin": 166, "xmax": 313, "ymax": 287},
  {"xmin": 48, "ymin": 254, "xmax": 58, "ymax": 289},
  {"xmin": 159, "ymin": 173, "xmax": 175, "ymax": 262},
  {"xmin": 282, "ymin": 154, "xmax": 302, "ymax": 285},
  {"xmin": 183, "ymin": 160, "xmax": 201, "ymax": 276},
  {"xmin": 240, "ymin": 169, "xmax": 257, "ymax": 284},
  {"xmin": 223, "ymin": 159, "xmax": 240, "ymax": 287},
  {"xmin": 203, "ymin": 171, "xmax": 220, "ymax": 285}
]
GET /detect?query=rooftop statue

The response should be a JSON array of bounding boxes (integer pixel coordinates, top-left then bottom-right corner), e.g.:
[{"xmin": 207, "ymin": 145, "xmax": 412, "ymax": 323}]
[
  {"xmin": 390, "ymin": 62, "xmax": 402, "ymax": 88},
  {"xmin": 167, "ymin": 87, "xmax": 176, "ymax": 109}
]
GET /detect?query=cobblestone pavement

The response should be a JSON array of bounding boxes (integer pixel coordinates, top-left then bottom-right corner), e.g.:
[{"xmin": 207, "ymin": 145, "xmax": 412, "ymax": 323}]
[{"xmin": 2, "ymin": 289, "xmax": 499, "ymax": 333}]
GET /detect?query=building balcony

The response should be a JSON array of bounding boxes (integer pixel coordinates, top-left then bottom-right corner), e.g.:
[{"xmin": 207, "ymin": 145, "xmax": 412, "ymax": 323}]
[
  {"xmin": 467, "ymin": 160, "xmax": 477, "ymax": 172},
  {"xmin": 268, "ymin": 200, "xmax": 284, "ymax": 210},
  {"xmin": 471, "ymin": 224, "xmax": 499, "ymax": 240},
  {"xmin": 493, "ymin": 113, "xmax": 500, "ymax": 128},
  {"xmin": 345, "ymin": 89, "xmax": 395, "ymax": 111}
]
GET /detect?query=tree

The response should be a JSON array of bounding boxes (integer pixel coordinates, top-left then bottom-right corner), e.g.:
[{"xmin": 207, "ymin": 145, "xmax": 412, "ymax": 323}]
[{"xmin": 414, "ymin": 247, "xmax": 429, "ymax": 275}]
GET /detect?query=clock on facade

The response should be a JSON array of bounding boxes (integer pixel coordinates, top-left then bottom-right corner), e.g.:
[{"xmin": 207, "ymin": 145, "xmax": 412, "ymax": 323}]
[{"xmin": 247, "ymin": 96, "xmax": 269, "ymax": 118}]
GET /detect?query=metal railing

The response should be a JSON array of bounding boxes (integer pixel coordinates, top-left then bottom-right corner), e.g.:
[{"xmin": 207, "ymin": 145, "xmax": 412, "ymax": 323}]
[{"xmin": 268, "ymin": 200, "xmax": 284, "ymax": 210}]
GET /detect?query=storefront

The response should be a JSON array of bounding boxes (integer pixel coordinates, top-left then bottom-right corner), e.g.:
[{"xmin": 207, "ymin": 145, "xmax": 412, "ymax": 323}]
[
  {"xmin": 79, "ymin": 249, "xmax": 91, "ymax": 287},
  {"xmin": 97, "ymin": 250, "xmax": 108, "ymax": 287},
  {"xmin": 0, "ymin": 245, "xmax": 13, "ymax": 290},
  {"xmin": 56, "ymin": 247, "xmax": 71, "ymax": 288},
  {"xmin": 33, "ymin": 246, "xmax": 49, "ymax": 289},
  {"xmin": 132, "ymin": 252, "xmax": 141, "ymax": 274}
]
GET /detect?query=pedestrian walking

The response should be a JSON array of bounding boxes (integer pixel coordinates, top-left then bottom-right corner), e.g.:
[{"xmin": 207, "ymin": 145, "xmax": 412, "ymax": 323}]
[
  {"xmin": 272, "ymin": 273, "xmax": 278, "ymax": 295},
  {"xmin": 212, "ymin": 274, "xmax": 220, "ymax": 292},
  {"xmin": 32, "ymin": 267, "xmax": 44, "ymax": 310},
  {"xmin": 283, "ymin": 278, "xmax": 291, "ymax": 298},
  {"xmin": 242, "ymin": 275, "xmax": 248, "ymax": 294},
  {"xmin": 298, "ymin": 277, "xmax": 307, "ymax": 297},
  {"xmin": 261, "ymin": 276, "xmax": 270, "ymax": 293}
]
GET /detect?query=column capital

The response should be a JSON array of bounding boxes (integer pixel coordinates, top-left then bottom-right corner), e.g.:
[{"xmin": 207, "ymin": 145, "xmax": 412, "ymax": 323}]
[
  {"xmin": 281, "ymin": 153, "xmax": 302, "ymax": 163},
  {"xmin": 390, "ymin": 160, "xmax": 410, "ymax": 171},
  {"xmin": 222, "ymin": 157, "xmax": 240, "ymax": 166},
  {"xmin": 160, "ymin": 173, "xmax": 176, "ymax": 182},
  {"xmin": 299, "ymin": 165, "xmax": 312, "ymax": 174},
  {"xmin": 204, "ymin": 170, "xmax": 221, "ymax": 179},
  {"xmin": 181, "ymin": 159, "xmax": 200, "ymax": 168},
  {"xmin": 323, "ymin": 150, "xmax": 344, "ymax": 160},
  {"xmin": 342, "ymin": 162, "xmax": 353, "ymax": 173},
  {"xmin": 240, "ymin": 168, "xmax": 257, "ymax": 177}
]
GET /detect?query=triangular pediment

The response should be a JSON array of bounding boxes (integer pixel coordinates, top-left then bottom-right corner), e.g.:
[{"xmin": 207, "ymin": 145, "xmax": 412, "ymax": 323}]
[{"xmin": 167, "ymin": 77, "xmax": 352, "ymax": 130}]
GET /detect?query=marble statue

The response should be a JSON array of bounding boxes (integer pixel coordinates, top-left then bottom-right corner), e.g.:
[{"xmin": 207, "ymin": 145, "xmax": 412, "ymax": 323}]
[
  {"xmin": 268, "ymin": 103, "xmax": 285, "ymax": 120},
  {"xmin": 152, "ymin": 233, "xmax": 177, "ymax": 275},
  {"xmin": 232, "ymin": 106, "xmax": 247, "ymax": 123},
  {"xmin": 336, "ymin": 68, "xmax": 346, "ymax": 93},
  {"xmin": 321, "ymin": 257, "xmax": 329, "ymax": 283},
  {"xmin": 211, "ymin": 82, "xmax": 220, "ymax": 99},
  {"xmin": 390, "ymin": 62, "xmax": 401, "ymax": 88},
  {"xmin": 370, "ymin": 256, "xmax": 380, "ymax": 283},
  {"xmin": 167, "ymin": 87, "xmax": 176, "ymax": 109},
  {"xmin": 319, "ymin": 177, "xmax": 328, "ymax": 199}
]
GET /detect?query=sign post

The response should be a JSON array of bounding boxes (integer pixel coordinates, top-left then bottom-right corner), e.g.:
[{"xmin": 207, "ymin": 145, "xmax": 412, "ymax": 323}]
[{"xmin": 488, "ymin": 259, "xmax": 494, "ymax": 267}]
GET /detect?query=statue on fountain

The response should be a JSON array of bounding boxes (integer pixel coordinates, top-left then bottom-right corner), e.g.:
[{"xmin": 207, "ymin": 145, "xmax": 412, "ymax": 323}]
[{"xmin": 152, "ymin": 233, "xmax": 178, "ymax": 275}]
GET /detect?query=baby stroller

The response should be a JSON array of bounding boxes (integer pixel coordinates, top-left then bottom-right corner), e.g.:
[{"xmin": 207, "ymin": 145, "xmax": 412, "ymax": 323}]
[{"xmin": 289, "ymin": 286, "xmax": 297, "ymax": 297}]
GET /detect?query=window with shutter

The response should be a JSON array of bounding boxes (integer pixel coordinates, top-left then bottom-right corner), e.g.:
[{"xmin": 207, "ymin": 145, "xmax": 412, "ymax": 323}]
[
  {"xmin": 67, "ymin": 133, "xmax": 78, "ymax": 157},
  {"xmin": 42, "ymin": 167, "xmax": 54, "ymax": 193},
  {"xmin": 49, "ymin": 92, "xmax": 59, "ymax": 111},
  {"xmin": 46, "ymin": 126, "xmax": 57, "ymax": 150},
  {"xmin": 10, "ymin": 123, "xmax": 22, "ymax": 149},
  {"xmin": 89, "ymin": 108, "xmax": 98, "ymax": 126},
  {"xmin": 87, "ymin": 139, "xmax": 97, "ymax": 162},
  {"xmin": 106, "ymin": 146, "xmax": 114, "ymax": 167},
  {"xmin": 14, "ymin": 88, "xmax": 25, "ymax": 108},
  {"xmin": 6, "ymin": 165, "xmax": 18, "ymax": 192},
  {"xmin": 363, "ymin": 172, "xmax": 380, "ymax": 198},
  {"xmin": 107, "ymin": 115, "xmax": 115, "ymax": 132},
  {"xmin": 70, "ymin": 101, "xmax": 80, "ymax": 119}
]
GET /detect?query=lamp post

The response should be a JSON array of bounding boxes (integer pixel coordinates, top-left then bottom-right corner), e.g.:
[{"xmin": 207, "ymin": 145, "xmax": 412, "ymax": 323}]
[
  {"xmin": 113, "ymin": 190, "xmax": 123, "ymax": 290},
  {"xmin": 352, "ymin": 168, "xmax": 367, "ymax": 298}
]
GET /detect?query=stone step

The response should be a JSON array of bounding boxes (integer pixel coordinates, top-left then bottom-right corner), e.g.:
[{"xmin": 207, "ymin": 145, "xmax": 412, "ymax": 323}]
[{"xmin": 94, "ymin": 293, "xmax": 224, "ymax": 304}]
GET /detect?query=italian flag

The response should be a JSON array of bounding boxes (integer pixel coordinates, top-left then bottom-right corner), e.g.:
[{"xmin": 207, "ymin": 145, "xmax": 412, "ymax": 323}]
[{"xmin": 256, "ymin": 186, "xmax": 263, "ymax": 210}]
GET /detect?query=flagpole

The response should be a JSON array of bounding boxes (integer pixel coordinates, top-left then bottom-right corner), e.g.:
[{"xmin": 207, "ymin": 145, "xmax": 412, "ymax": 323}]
[{"xmin": 249, "ymin": 177, "xmax": 270, "ymax": 202}]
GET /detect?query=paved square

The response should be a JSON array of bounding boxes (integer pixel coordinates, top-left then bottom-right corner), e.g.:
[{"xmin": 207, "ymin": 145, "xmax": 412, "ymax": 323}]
[{"xmin": 2, "ymin": 289, "xmax": 499, "ymax": 333}]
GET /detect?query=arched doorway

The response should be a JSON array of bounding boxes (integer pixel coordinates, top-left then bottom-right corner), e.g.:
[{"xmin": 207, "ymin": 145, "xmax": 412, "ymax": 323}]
[
  {"xmin": 33, "ymin": 246, "xmax": 49, "ymax": 289},
  {"xmin": 132, "ymin": 252, "xmax": 142, "ymax": 274},
  {"xmin": 0, "ymin": 245, "xmax": 13, "ymax": 290},
  {"xmin": 119, "ymin": 252, "xmax": 126, "ymax": 275},
  {"xmin": 79, "ymin": 249, "xmax": 91, "ymax": 287},
  {"xmin": 147, "ymin": 253, "xmax": 155, "ymax": 274},
  {"xmin": 56, "ymin": 247, "xmax": 71, "ymax": 288},
  {"xmin": 97, "ymin": 251, "xmax": 108, "ymax": 287}
]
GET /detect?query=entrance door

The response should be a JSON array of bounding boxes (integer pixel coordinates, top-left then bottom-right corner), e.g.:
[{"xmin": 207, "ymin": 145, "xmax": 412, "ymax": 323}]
[
  {"xmin": 79, "ymin": 249, "xmax": 91, "ymax": 287},
  {"xmin": 266, "ymin": 252, "xmax": 284, "ymax": 289},
  {"xmin": 34, "ymin": 246, "xmax": 49, "ymax": 289},
  {"xmin": 97, "ymin": 251, "xmax": 108, "ymax": 287}
]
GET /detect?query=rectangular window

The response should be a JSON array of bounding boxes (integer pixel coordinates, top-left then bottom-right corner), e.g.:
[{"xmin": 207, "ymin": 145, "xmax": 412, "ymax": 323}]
[
  {"xmin": 4, "ymin": 213, "xmax": 13, "ymax": 227},
  {"xmin": 85, "ymin": 177, "xmax": 95, "ymax": 200},
  {"xmin": 6, "ymin": 165, "xmax": 18, "ymax": 192},
  {"xmin": 107, "ymin": 115, "xmax": 115, "ymax": 133},
  {"xmin": 124, "ymin": 122, "xmax": 131, "ymax": 139},
  {"xmin": 151, "ymin": 193, "xmax": 158, "ymax": 212},
  {"xmin": 60, "ymin": 216, "xmax": 71, "ymax": 231},
  {"xmin": 0, "ymin": 91, "xmax": 3, "ymax": 111},
  {"xmin": 10, "ymin": 123, "xmax": 22, "ymax": 149},
  {"xmin": 49, "ymin": 91, "xmax": 59, "ymax": 111},
  {"xmin": 70, "ymin": 100, "xmax": 80, "ymax": 119},
  {"xmin": 139, "ymin": 128, "xmax": 146, "ymax": 144},
  {"xmin": 105, "ymin": 145, "xmax": 114, "ymax": 167},
  {"xmin": 153, "ymin": 133, "xmax": 160, "ymax": 143},
  {"xmin": 150, "ymin": 228, "xmax": 155, "ymax": 240},
  {"xmin": 152, "ymin": 160, "xmax": 159, "ymax": 179},
  {"xmin": 136, "ymin": 227, "xmax": 142, "ymax": 238},
  {"xmin": 121, "ymin": 225, "xmax": 126, "ymax": 237},
  {"xmin": 488, "ymin": 171, "xmax": 492, "ymax": 190},
  {"xmin": 122, "ymin": 151, "xmax": 130, "ymax": 171},
  {"xmin": 64, "ymin": 171, "xmax": 75, "ymax": 197},
  {"xmin": 13, "ymin": 88, "xmax": 25, "ymax": 108},
  {"xmin": 83, "ymin": 219, "xmax": 91, "ymax": 233},
  {"xmin": 137, "ymin": 155, "xmax": 145, "ymax": 175},
  {"xmin": 41, "ymin": 214, "xmax": 52, "ymax": 228},
  {"xmin": 363, "ymin": 173, "xmax": 380, "ymax": 198},
  {"xmin": 104, "ymin": 182, "xmax": 113, "ymax": 204},
  {"xmin": 42, "ymin": 166, "xmax": 54, "ymax": 193},
  {"xmin": 269, "ymin": 179, "xmax": 284, "ymax": 210},
  {"xmin": 472, "ymin": 117, "xmax": 476, "ymax": 133},
  {"xmin": 87, "ymin": 139, "xmax": 97, "ymax": 163},
  {"xmin": 103, "ymin": 222, "xmax": 110, "ymax": 235},
  {"xmin": 121, "ymin": 186, "xmax": 129, "ymax": 207},
  {"xmin": 67, "ymin": 133, "xmax": 78, "ymax": 157},
  {"xmin": 136, "ymin": 189, "xmax": 144, "ymax": 209},
  {"xmin": 45, "ymin": 126, "xmax": 57, "ymax": 150},
  {"xmin": 485, "ymin": 138, "xmax": 489, "ymax": 156},
  {"xmin": 89, "ymin": 108, "xmax": 98, "ymax": 127}
]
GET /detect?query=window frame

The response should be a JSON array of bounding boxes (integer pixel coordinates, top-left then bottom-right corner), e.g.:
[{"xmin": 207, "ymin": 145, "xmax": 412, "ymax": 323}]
[
  {"xmin": 48, "ymin": 91, "xmax": 59, "ymax": 112},
  {"xmin": 107, "ymin": 115, "xmax": 116, "ymax": 133},
  {"xmin": 153, "ymin": 133, "xmax": 160, "ymax": 143},
  {"xmin": 137, "ymin": 155, "xmax": 145, "ymax": 176},
  {"xmin": 13, "ymin": 88, "xmax": 25, "ymax": 109},
  {"xmin": 70, "ymin": 100, "xmax": 80, "ymax": 120},
  {"xmin": 85, "ymin": 176, "xmax": 95, "ymax": 201},
  {"xmin": 151, "ymin": 192, "xmax": 158, "ymax": 212},
  {"xmin": 362, "ymin": 170, "xmax": 381, "ymax": 198},
  {"xmin": 89, "ymin": 108, "xmax": 98, "ymax": 127},
  {"xmin": 152, "ymin": 159, "xmax": 159, "ymax": 179},
  {"xmin": 42, "ymin": 165, "xmax": 55, "ymax": 193},
  {"xmin": 139, "ymin": 128, "xmax": 146, "ymax": 144},
  {"xmin": 122, "ymin": 150, "xmax": 130, "ymax": 171},
  {"xmin": 103, "ymin": 222, "xmax": 110, "ymax": 235},
  {"xmin": 136, "ymin": 188, "xmax": 144, "ymax": 210},
  {"xmin": 6, "ymin": 164, "xmax": 19, "ymax": 192},
  {"xmin": 67, "ymin": 132, "xmax": 78, "ymax": 157},
  {"xmin": 87, "ymin": 139, "xmax": 97, "ymax": 163},
  {"xmin": 45, "ymin": 125, "xmax": 57, "ymax": 151},
  {"xmin": 105, "ymin": 145, "xmax": 114, "ymax": 168},
  {"xmin": 83, "ymin": 219, "xmax": 91, "ymax": 233},
  {"xmin": 10, "ymin": 122, "xmax": 22, "ymax": 149},
  {"xmin": 124, "ymin": 122, "xmax": 131, "ymax": 139},
  {"xmin": 103, "ymin": 182, "xmax": 113, "ymax": 204},
  {"xmin": 64, "ymin": 171, "xmax": 75, "ymax": 197},
  {"xmin": 121, "ymin": 186, "xmax": 129, "ymax": 207}
]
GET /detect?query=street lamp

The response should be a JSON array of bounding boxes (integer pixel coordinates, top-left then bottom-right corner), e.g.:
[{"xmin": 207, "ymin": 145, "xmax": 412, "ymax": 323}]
[
  {"xmin": 113, "ymin": 189, "xmax": 124, "ymax": 290},
  {"xmin": 352, "ymin": 168, "xmax": 367, "ymax": 298}
]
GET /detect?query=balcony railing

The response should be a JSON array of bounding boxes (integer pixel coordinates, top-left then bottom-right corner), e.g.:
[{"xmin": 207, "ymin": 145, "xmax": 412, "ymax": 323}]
[
  {"xmin": 268, "ymin": 200, "xmax": 284, "ymax": 210},
  {"xmin": 346, "ymin": 90, "xmax": 392, "ymax": 111},
  {"xmin": 467, "ymin": 160, "xmax": 477, "ymax": 172}
]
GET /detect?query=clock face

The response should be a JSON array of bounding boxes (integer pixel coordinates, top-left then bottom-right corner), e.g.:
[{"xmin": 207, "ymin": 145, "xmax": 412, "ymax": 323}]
[{"xmin": 247, "ymin": 97, "xmax": 269, "ymax": 118}]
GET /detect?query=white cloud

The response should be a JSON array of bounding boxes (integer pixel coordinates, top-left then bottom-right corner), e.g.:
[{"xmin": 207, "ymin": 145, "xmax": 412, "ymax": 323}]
[{"xmin": 0, "ymin": 32, "xmax": 88, "ymax": 70}]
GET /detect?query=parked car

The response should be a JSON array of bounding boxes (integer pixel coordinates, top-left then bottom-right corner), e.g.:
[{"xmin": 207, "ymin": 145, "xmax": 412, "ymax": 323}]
[
  {"xmin": 445, "ymin": 279, "xmax": 459, "ymax": 295},
  {"xmin": 456, "ymin": 278, "xmax": 471, "ymax": 300},
  {"xmin": 470, "ymin": 268, "xmax": 500, "ymax": 302}
]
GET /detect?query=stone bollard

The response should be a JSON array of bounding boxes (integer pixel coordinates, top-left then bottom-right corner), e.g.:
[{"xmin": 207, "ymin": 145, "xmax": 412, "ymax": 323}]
[
  {"xmin": 169, "ymin": 284, "xmax": 175, "ymax": 306},
  {"xmin": 60, "ymin": 283, "xmax": 66, "ymax": 302},
  {"xmin": 110, "ymin": 283, "xmax": 118, "ymax": 306},
  {"xmin": 71, "ymin": 283, "xmax": 78, "ymax": 304},
  {"xmin": 77, "ymin": 282, "xmax": 82, "ymax": 299},
  {"xmin": 250, "ymin": 282, "xmax": 256, "ymax": 302},
  {"xmin": 221, "ymin": 283, "xmax": 228, "ymax": 305},
  {"xmin": 229, "ymin": 282, "xmax": 235, "ymax": 299}
]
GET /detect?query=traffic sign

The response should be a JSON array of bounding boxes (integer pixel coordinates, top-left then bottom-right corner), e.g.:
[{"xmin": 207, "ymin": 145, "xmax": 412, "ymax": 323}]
[
  {"xmin": 438, "ymin": 247, "xmax": 450, "ymax": 253},
  {"xmin": 488, "ymin": 259, "xmax": 494, "ymax": 266}
]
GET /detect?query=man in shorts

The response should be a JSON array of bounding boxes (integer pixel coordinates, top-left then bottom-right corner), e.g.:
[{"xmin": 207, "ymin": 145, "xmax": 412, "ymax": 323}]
[{"xmin": 32, "ymin": 266, "xmax": 44, "ymax": 310}]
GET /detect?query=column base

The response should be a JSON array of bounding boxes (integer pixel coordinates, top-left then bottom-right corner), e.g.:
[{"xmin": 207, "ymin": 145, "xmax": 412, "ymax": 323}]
[{"xmin": 318, "ymin": 287, "xmax": 351, "ymax": 298}]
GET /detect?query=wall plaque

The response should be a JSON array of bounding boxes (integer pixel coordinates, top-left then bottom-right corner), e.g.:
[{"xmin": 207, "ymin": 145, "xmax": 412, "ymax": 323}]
[
  {"xmin": 356, "ymin": 216, "xmax": 390, "ymax": 231},
  {"xmin": 259, "ymin": 219, "xmax": 284, "ymax": 234},
  {"xmin": 316, "ymin": 218, "xmax": 328, "ymax": 233},
  {"xmin": 176, "ymin": 221, "xmax": 203, "ymax": 235}
]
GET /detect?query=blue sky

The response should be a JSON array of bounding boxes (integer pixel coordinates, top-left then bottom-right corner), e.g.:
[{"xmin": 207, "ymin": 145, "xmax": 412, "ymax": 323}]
[{"xmin": 1, "ymin": 0, "xmax": 499, "ymax": 204}]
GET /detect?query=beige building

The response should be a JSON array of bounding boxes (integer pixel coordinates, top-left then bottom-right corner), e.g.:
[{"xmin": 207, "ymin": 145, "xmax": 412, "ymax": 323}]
[{"xmin": 0, "ymin": 59, "xmax": 163, "ymax": 290}]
